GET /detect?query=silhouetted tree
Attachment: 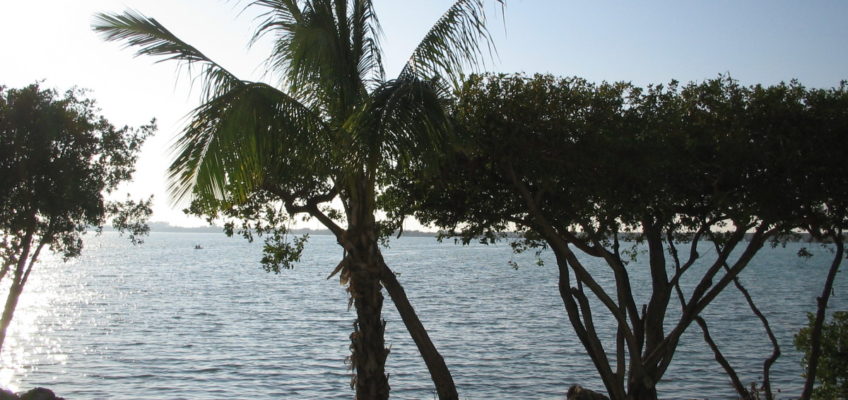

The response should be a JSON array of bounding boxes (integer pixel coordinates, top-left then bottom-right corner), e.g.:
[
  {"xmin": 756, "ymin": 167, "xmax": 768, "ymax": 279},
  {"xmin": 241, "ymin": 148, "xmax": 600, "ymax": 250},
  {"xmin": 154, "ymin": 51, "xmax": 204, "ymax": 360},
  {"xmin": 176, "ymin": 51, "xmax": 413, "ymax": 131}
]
[
  {"xmin": 94, "ymin": 1, "xmax": 500, "ymax": 398},
  {"xmin": 0, "ymin": 83, "xmax": 153, "ymax": 353},
  {"xmin": 392, "ymin": 74, "xmax": 838, "ymax": 400},
  {"xmin": 790, "ymin": 82, "xmax": 848, "ymax": 400}
]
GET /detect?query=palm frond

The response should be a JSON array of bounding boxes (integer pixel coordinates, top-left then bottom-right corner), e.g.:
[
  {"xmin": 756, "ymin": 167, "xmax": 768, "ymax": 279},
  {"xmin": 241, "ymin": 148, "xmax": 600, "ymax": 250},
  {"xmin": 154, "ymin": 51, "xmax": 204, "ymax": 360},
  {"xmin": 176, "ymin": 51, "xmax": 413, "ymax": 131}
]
[
  {"xmin": 92, "ymin": 10, "xmax": 243, "ymax": 100},
  {"xmin": 351, "ymin": 0, "xmax": 384, "ymax": 87},
  {"xmin": 248, "ymin": 0, "xmax": 303, "ymax": 46},
  {"xmin": 350, "ymin": 76, "xmax": 452, "ymax": 170},
  {"xmin": 248, "ymin": 0, "xmax": 378, "ymax": 118},
  {"xmin": 400, "ymin": 0, "xmax": 499, "ymax": 86},
  {"xmin": 168, "ymin": 83, "xmax": 331, "ymax": 203}
]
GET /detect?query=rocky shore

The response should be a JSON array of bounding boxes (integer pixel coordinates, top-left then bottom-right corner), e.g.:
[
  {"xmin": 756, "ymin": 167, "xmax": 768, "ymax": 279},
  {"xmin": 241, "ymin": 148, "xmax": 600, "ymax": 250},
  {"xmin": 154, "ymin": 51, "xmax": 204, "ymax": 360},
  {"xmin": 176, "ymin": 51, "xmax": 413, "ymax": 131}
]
[{"xmin": 0, "ymin": 388, "xmax": 63, "ymax": 400}]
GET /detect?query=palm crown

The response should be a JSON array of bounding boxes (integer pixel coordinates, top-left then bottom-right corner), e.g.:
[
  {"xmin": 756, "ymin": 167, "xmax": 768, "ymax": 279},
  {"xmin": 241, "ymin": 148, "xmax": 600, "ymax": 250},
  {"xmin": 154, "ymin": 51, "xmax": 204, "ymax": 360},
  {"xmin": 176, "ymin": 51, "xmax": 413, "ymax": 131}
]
[{"xmin": 94, "ymin": 0, "xmax": 495, "ymax": 212}]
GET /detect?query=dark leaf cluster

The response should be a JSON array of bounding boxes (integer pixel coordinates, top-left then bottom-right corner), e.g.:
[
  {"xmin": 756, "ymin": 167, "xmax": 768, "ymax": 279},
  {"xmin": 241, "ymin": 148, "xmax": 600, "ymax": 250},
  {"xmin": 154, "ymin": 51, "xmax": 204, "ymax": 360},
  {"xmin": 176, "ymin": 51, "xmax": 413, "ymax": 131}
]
[
  {"xmin": 0, "ymin": 83, "xmax": 154, "ymax": 260},
  {"xmin": 398, "ymin": 74, "xmax": 848, "ymax": 248}
]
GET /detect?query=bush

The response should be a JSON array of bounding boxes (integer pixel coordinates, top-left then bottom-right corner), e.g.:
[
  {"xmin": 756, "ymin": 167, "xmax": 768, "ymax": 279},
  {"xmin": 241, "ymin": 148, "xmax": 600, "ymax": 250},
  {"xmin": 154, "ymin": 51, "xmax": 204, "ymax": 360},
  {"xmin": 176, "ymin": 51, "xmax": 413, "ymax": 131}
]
[{"xmin": 795, "ymin": 311, "xmax": 848, "ymax": 399}]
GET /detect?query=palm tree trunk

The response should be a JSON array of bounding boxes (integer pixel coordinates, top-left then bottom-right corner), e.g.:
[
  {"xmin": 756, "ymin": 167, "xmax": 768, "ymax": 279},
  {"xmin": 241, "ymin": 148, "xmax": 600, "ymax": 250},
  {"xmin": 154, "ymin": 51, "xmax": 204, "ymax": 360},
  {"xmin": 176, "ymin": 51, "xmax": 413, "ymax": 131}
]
[
  {"xmin": 380, "ymin": 262, "xmax": 458, "ymax": 399},
  {"xmin": 345, "ymin": 223, "xmax": 390, "ymax": 400},
  {"xmin": 349, "ymin": 266, "xmax": 390, "ymax": 400}
]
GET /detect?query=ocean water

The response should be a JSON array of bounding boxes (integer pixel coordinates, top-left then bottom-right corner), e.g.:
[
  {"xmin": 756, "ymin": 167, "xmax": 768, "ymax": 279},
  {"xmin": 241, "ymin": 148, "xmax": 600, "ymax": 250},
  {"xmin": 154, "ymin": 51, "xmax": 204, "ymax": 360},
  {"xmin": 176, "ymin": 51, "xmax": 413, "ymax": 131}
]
[{"xmin": 0, "ymin": 231, "xmax": 844, "ymax": 399}]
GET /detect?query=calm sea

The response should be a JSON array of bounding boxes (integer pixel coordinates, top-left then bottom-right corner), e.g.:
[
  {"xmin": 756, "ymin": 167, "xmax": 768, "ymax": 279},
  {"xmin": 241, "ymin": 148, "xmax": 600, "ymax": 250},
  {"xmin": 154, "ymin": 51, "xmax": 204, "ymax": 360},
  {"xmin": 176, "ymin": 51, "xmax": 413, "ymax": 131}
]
[{"xmin": 1, "ymin": 232, "xmax": 844, "ymax": 399}]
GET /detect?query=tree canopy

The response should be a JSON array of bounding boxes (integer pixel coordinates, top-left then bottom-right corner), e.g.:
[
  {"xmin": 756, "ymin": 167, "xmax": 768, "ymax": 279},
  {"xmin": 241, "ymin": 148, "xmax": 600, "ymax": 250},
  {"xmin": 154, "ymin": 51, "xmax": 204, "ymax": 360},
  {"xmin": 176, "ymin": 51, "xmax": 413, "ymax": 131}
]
[{"xmin": 393, "ymin": 73, "xmax": 848, "ymax": 399}]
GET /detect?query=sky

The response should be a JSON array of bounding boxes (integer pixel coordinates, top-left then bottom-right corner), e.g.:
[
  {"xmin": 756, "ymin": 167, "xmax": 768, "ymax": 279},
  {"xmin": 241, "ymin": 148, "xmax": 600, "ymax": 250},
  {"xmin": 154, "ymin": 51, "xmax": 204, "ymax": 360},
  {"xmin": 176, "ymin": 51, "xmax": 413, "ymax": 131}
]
[{"xmin": 1, "ymin": 0, "xmax": 846, "ymax": 228}]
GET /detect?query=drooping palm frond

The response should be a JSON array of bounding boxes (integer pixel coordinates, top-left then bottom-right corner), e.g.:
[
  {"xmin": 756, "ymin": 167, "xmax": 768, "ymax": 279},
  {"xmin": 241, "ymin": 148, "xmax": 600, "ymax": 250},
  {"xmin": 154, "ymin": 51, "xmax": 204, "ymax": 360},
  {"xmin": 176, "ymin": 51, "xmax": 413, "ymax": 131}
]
[
  {"xmin": 168, "ymin": 83, "xmax": 331, "ymax": 203},
  {"xmin": 92, "ymin": 10, "xmax": 243, "ymax": 101},
  {"xmin": 400, "ymin": 0, "xmax": 498, "ymax": 87}
]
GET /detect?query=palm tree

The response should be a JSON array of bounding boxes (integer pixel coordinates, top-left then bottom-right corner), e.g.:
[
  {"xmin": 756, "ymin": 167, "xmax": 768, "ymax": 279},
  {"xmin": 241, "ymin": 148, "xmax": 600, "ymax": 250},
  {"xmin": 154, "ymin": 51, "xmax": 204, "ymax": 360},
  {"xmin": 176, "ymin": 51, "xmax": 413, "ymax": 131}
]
[{"xmin": 93, "ymin": 1, "xmax": 498, "ymax": 398}]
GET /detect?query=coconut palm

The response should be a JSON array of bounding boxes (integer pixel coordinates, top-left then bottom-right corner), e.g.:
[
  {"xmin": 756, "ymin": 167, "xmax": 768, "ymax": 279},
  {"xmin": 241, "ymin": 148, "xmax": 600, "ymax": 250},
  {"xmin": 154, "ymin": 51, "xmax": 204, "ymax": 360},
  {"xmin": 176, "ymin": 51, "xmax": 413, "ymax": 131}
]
[{"xmin": 93, "ymin": 1, "xmax": 498, "ymax": 398}]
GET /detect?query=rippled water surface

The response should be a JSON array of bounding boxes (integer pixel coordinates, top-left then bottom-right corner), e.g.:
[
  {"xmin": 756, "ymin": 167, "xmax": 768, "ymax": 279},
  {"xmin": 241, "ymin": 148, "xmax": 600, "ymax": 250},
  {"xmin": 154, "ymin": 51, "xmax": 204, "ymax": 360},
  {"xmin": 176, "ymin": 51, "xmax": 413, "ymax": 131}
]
[{"xmin": 1, "ymin": 232, "xmax": 845, "ymax": 399}]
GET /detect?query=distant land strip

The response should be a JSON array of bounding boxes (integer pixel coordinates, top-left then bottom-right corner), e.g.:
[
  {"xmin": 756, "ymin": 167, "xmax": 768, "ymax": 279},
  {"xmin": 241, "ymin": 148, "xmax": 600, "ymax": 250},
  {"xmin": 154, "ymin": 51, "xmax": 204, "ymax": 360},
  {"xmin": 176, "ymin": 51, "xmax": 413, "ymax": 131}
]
[{"xmin": 98, "ymin": 222, "xmax": 842, "ymax": 242}]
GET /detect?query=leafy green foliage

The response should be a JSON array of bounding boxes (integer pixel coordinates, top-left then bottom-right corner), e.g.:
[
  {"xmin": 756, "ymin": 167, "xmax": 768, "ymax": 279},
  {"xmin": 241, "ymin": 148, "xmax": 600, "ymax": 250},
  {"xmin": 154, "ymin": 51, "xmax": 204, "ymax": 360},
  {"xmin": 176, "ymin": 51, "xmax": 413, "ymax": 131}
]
[
  {"xmin": 262, "ymin": 232, "xmax": 309, "ymax": 274},
  {"xmin": 185, "ymin": 187, "xmax": 308, "ymax": 273},
  {"xmin": 0, "ymin": 83, "xmax": 154, "ymax": 260},
  {"xmin": 397, "ymin": 73, "xmax": 848, "ymax": 262},
  {"xmin": 106, "ymin": 195, "xmax": 154, "ymax": 245},
  {"xmin": 796, "ymin": 311, "xmax": 848, "ymax": 399}
]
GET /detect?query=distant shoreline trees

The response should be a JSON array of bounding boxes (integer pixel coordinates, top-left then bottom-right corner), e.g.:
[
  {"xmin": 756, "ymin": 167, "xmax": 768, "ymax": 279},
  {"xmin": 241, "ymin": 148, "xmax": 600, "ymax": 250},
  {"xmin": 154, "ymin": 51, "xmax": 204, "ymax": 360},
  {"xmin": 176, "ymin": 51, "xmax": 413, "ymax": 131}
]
[
  {"xmin": 392, "ymin": 73, "xmax": 847, "ymax": 400},
  {"xmin": 0, "ymin": 83, "xmax": 153, "ymax": 354}
]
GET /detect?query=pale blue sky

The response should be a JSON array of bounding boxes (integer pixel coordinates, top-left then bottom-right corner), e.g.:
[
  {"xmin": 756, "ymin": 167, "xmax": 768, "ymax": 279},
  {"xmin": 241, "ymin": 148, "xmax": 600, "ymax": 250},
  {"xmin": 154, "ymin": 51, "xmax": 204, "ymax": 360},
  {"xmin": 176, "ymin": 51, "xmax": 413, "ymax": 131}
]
[
  {"xmin": 482, "ymin": 0, "xmax": 847, "ymax": 87},
  {"xmin": 1, "ymin": 0, "xmax": 846, "ymax": 227}
]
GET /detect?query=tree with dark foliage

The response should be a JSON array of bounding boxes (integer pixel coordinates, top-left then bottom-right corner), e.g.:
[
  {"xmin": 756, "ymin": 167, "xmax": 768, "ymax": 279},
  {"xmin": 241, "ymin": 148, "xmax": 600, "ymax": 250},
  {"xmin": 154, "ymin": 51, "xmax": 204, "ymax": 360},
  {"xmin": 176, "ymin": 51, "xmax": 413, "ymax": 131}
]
[
  {"xmin": 391, "ymin": 74, "xmax": 847, "ymax": 399},
  {"xmin": 0, "ymin": 83, "xmax": 153, "ymax": 354}
]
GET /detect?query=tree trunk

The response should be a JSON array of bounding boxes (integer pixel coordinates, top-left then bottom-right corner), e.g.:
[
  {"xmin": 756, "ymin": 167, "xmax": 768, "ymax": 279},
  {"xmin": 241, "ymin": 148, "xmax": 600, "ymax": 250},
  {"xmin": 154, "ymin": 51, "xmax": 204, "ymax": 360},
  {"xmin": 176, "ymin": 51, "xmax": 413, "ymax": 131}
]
[
  {"xmin": 800, "ymin": 234, "xmax": 844, "ymax": 400},
  {"xmin": 0, "ymin": 226, "xmax": 35, "ymax": 354},
  {"xmin": 0, "ymin": 279, "xmax": 24, "ymax": 353},
  {"xmin": 340, "ymin": 178, "xmax": 391, "ymax": 399},
  {"xmin": 380, "ymin": 262, "xmax": 458, "ymax": 399},
  {"xmin": 348, "ymin": 246, "xmax": 390, "ymax": 400},
  {"xmin": 625, "ymin": 378, "xmax": 658, "ymax": 400}
]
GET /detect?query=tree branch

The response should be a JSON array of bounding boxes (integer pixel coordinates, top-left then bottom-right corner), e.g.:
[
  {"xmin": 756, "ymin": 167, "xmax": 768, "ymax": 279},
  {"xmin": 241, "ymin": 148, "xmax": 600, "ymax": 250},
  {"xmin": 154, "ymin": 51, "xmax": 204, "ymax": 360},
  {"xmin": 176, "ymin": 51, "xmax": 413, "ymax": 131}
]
[
  {"xmin": 711, "ymin": 240, "xmax": 781, "ymax": 399},
  {"xmin": 670, "ymin": 232, "xmax": 750, "ymax": 399},
  {"xmin": 648, "ymin": 224, "xmax": 774, "ymax": 370},
  {"xmin": 801, "ymin": 229, "xmax": 844, "ymax": 400},
  {"xmin": 266, "ymin": 184, "xmax": 346, "ymax": 238}
]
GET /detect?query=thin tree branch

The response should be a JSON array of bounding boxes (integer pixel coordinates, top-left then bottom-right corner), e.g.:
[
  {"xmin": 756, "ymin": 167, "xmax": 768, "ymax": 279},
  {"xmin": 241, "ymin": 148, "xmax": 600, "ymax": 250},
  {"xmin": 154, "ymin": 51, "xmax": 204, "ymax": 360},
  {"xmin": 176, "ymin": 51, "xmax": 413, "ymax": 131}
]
[
  {"xmin": 669, "ymin": 232, "xmax": 751, "ymax": 399},
  {"xmin": 648, "ymin": 224, "xmax": 774, "ymax": 371},
  {"xmin": 710, "ymin": 240, "xmax": 781, "ymax": 399},
  {"xmin": 696, "ymin": 316, "xmax": 751, "ymax": 398},
  {"xmin": 801, "ymin": 229, "xmax": 844, "ymax": 400},
  {"xmin": 668, "ymin": 224, "xmax": 708, "ymax": 288},
  {"xmin": 504, "ymin": 164, "xmax": 636, "ymax": 342}
]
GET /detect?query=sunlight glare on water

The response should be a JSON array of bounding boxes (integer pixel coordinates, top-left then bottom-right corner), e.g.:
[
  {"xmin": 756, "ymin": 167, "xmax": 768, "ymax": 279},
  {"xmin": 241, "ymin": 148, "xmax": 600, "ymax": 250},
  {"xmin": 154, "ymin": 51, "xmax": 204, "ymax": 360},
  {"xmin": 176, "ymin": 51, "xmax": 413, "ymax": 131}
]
[{"xmin": 0, "ymin": 252, "xmax": 83, "ymax": 393}]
